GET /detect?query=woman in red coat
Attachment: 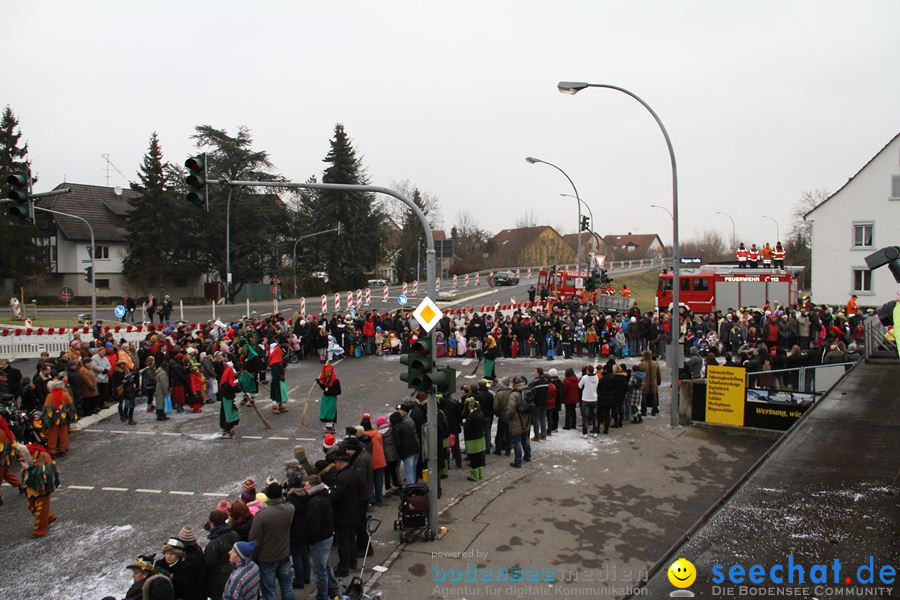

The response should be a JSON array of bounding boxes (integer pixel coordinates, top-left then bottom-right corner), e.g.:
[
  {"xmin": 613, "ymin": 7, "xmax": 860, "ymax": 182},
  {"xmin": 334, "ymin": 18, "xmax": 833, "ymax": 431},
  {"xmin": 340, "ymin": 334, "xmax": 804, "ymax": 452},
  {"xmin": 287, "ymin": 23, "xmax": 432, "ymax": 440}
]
[
  {"xmin": 561, "ymin": 368, "xmax": 581, "ymax": 430},
  {"xmin": 361, "ymin": 414, "xmax": 386, "ymax": 504}
]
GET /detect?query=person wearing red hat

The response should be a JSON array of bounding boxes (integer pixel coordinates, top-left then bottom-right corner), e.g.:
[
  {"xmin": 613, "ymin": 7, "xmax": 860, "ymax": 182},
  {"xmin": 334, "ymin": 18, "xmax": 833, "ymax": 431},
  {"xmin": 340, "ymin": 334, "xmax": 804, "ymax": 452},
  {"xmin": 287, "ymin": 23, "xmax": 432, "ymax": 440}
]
[
  {"xmin": 23, "ymin": 443, "xmax": 59, "ymax": 537},
  {"xmin": 269, "ymin": 343, "xmax": 288, "ymax": 413},
  {"xmin": 219, "ymin": 362, "xmax": 241, "ymax": 439},
  {"xmin": 316, "ymin": 365, "xmax": 341, "ymax": 431}
]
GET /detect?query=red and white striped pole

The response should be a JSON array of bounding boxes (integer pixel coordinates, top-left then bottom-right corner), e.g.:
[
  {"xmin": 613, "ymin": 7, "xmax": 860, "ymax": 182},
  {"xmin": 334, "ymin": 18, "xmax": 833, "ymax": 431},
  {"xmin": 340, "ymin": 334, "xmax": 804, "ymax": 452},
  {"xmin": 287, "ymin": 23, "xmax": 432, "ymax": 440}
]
[
  {"xmin": 402, "ymin": 281, "xmax": 408, "ymax": 296},
  {"xmin": 383, "ymin": 285, "xmax": 389, "ymax": 302},
  {"xmin": 464, "ymin": 273, "xmax": 469, "ymax": 287},
  {"xmin": 453, "ymin": 274, "xmax": 458, "ymax": 288},
  {"xmin": 365, "ymin": 288, "xmax": 371, "ymax": 306},
  {"xmin": 300, "ymin": 297, "xmax": 306, "ymax": 316},
  {"xmin": 475, "ymin": 272, "xmax": 480, "ymax": 286},
  {"xmin": 346, "ymin": 291, "xmax": 353, "ymax": 309},
  {"xmin": 527, "ymin": 267, "xmax": 532, "ymax": 278},
  {"xmin": 413, "ymin": 280, "xmax": 418, "ymax": 296},
  {"xmin": 334, "ymin": 293, "xmax": 341, "ymax": 312},
  {"xmin": 321, "ymin": 294, "xmax": 327, "ymax": 314},
  {"xmin": 436, "ymin": 277, "xmax": 441, "ymax": 292},
  {"xmin": 356, "ymin": 289, "xmax": 362, "ymax": 307}
]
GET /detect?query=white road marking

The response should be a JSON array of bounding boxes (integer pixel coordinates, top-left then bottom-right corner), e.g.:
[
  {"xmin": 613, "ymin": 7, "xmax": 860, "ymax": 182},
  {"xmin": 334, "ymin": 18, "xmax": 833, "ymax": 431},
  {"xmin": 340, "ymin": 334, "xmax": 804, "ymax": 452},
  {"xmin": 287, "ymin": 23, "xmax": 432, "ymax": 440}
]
[
  {"xmin": 101, "ymin": 487, "xmax": 129, "ymax": 492},
  {"xmin": 83, "ymin": 429, "xmax": 103, "ymax": 433},
  {"xmin": 202, "ymin": 492, "xmax": 228, "ymax": 497},
  {"xmin": 461, "ymin": 359, "xmax": 472, "ymax": 365},
  {"xmin": 242, "ymin": 435, "xmax": 263, "ymax": 439},
  {"xmin": 109, "ymin": 430, "xmax": 129, "ymax": 434},
  {"xmin": 269, "ymin": 436, "xmax": 289, "ymax": 440},
  {"xmin": 296, "ymin": 437, "xmax": 316, "ymax": 441},
  {"xmin": 161, "ymin": 432, "xmax": 181, "ymax": 437},
  {"xmin": 68, "ymin": 485, "xmax": 95, "ymax": 490},
  {"xmin": 133, "ymin": 431, "xmax": 156, "ymax": 435},
  {"xmin": 169, "ymin": 491, "xmax": 194, "ymax": 496},
  {"xmin": 135, "ymin": 489, "xmax": 161, "ymax": 494}
]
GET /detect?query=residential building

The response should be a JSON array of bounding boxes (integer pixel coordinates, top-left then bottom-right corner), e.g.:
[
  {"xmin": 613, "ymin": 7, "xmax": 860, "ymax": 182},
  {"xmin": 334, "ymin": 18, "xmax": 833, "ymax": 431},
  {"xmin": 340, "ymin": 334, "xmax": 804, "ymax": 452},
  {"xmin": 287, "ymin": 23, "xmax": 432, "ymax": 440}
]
[
  {"xmin": 489, "ymin": 226, "xmax": 575, "ymax": 267},
  {"xmin": 604, "ymin": 233, "xmax": 665, "ymax": 260},
  {"xmin": 30, "ymin": 183, "xmax": 204, "ymax": 299},
  {"xmin": 805, "ymin": 132, "xmax": 900, "ymax": 307}
]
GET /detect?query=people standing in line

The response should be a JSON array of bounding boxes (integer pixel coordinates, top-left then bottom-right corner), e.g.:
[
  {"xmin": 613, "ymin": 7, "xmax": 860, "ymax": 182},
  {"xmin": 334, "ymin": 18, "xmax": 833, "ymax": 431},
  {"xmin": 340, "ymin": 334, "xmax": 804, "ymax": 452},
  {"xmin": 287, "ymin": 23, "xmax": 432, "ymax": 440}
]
[
  {"xmin": 154, "ymin": 359, "xmax": 170, "ymax": 422},
  {"xmin": 301, "ymin": 474, "xmax": 342, "ymax": 600},
  {"xmin": 204, "ymin": 509, "xmax": 240, "ymax": 600},
  {"xmin": 462, "ymin": 398, "xmax": 486, "ymax": 482},
  {"xmin": 561, "ymin": 368, "xmax": 580, "ymax": 430},
  {"xmin": 748, "ymin": 244, "xmax": 760, "ymax": 268},
  {"xmin": 773, "ymin": 242, "xmax": 786, "ymax": 269},
  {"xmin": 491, "ymin": 380, "xmax": 512, "ymax": 457},
  {"xmin": 222, "ymin": 540, "xmax": 261, "ymax": 600},
  {"xmin": 505, "ymin": 376, "xmax": 532, "ymax": 468},
  {"xmin": 249, "ymin": 482, "xmax": 296, "ymax": 600},
  {"xmin": 736, "ymin": 243, "xmax": 748, "ymax": 268},
  {"xmin": 528, "ymin": 368, "xmax": 549, "ymax": 441},
  {"xmin": 42, "ymin": 379, "xmax": 76, "ymax": 456},
  {"xmin": 761, "ymin": 242, "xmax": 773, "ymax": 268},
  {"xmin": 640, "ymin": 350, "xmax": 662, "ymax": 417}
]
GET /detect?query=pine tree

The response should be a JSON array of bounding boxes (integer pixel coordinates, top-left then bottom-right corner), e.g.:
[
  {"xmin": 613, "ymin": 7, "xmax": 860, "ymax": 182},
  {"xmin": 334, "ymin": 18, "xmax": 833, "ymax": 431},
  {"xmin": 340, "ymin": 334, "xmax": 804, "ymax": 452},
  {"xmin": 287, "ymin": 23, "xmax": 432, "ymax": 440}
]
[
  {"xmin": 0, "ymin": 105, "xmax": 44, "ymax": 285},
  {"xmin": 191, "ymin": 125, "xmax": 288, "ymax": 300},
  {"xmin": 303, "ymin": 123, "xmax": 385, "ymax": 289},
  {"xmin": 394, "ymin": 189, "xmax": 429, "ymax": 282},
  {"xmin": 124, "ymin": 132, "xmax": 205, "ymax": 291}
]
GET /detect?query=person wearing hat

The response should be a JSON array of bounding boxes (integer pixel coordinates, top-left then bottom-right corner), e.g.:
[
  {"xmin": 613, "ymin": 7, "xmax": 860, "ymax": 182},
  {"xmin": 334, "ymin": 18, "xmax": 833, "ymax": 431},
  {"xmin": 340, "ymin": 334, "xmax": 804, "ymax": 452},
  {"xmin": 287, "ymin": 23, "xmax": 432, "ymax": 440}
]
[
  {"xmin": 376, "ymin": 415, "xmax": 401, "ymax": 496},
  {"xmin": 22, "ymin": 443, "xmax": 58, "ymax": 537},
  {"xmin": 389, "ymin": 408, "xmax": 419, "ymax": 485},
  {"xmin": 283, "ymin": 462, "xmax": 310, "ymax": 591},
  {"xmin": 42, "ymin": 379, "xmax": 77, "ymax": 456},
  {"xmin": 249, "ymin": 482, "xmax": 296, "ymax": 600},
  {"xmin": 154, "ymin": 538, "xmax": 192, "ymax": 599},
  {"xmin": 268, "ymin": 342, "xmax": 288, "ymax": 414},
  {"xmin": 111, "ymin": 359, "xmax": 138, "ymax": 425},
  {"xmin": 299, "ymin": 474, "xmax": 341, "ymax": 600},
  {"xmin": 325, "ymin": 450, "xmax": 360, "ymax": 578},
  {"xmin": 360, "ymin": 414, "xmax": 386, "ymax": 504},
  {"xmin": 342, "ymin": 435, "xmax": 373, "ymax": 556},
  {"xmin": 315, "ymin": 365, "xmax": 341, "ymax": 432},
  {"xmin": 176, "ymin": 526, "xmax": 207, "ymax": 600},
  {"xmin": 204, "ymin": 509, "xmax": 240, "ymax": 600},
  {"xmin": 218, "ymin": 362, "xmax": 241, "ymax": 438},
  {"xmin": 124, "ymin": 554, "xmax": 157, "ymax": 600},
  {"xmin": 222, "ymin": 540, "xmax": 260, "ymax": 600}
]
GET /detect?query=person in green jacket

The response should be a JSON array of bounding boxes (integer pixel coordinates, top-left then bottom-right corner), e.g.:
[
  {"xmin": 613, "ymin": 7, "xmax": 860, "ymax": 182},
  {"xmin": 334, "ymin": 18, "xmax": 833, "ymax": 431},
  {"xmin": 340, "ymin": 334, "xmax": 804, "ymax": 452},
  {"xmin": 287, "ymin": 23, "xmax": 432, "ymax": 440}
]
[{"xmin": 462, "ymin": 397, "xmax": 486, "ymax": 482}]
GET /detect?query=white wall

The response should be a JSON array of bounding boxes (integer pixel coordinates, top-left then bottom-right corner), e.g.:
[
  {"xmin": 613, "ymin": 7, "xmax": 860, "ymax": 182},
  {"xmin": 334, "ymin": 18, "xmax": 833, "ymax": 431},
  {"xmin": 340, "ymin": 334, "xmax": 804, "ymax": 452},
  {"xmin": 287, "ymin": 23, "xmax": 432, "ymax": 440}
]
[
  {"xmin": 55, "ymin": 235, "xmax": 127, "ymax": 275},
  {"xmin": 808, "ymin": 135, "xmax": 900, "ymax": 307}
]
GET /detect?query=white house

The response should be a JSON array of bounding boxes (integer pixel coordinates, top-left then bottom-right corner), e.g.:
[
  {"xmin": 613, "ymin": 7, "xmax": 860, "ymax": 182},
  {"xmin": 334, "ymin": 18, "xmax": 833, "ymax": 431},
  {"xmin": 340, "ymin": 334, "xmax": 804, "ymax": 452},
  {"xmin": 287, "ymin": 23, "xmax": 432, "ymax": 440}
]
[
  {"xmin": 30, "ymin": 183, "xmax": 204, "ymax": 299},
  {"xmin": 805, "ymin": 132, "xmax": 900, "ymax": 307}
]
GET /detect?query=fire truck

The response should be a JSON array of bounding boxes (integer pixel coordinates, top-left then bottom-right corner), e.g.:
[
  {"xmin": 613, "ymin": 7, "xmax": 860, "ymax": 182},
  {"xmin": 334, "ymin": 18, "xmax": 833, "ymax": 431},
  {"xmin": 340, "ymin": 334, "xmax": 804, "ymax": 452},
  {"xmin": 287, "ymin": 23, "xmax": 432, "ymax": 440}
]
[
  {"xmin": 656, "ymin": 264, "xmax": 804, "ymax": 314},
  {"xmin": 537, "ymin": 267, "xmax": 633, "ymax": 312}
]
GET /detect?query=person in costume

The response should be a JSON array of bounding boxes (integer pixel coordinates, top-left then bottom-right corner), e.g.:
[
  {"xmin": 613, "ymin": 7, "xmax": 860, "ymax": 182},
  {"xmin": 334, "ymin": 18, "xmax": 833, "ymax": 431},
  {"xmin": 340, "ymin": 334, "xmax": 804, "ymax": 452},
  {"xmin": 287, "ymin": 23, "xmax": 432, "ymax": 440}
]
[
  {"xmin": 238, "ymin": 342, "xmax": 260, "ymax": 406},
  {"xmin": 268, "ymin": 342, "xmax": 288, "ymax": 413},
  {"xmin": 0, "ymin": 416, "xmax": 21, "ymax": 505},
  {"xmin": 316, "ymin": 365, "xmax": 341, "ymax": 432},
  {"xmin": 42, "ymin": 379, "xmax": 77, "ymax": 456},
  {"xmin": 462, "ymin": 398, "xmax": 486, "ymax": 482},
  {"xmin": 23, "ymin": 443, "xmax": 59, "ymax": 537},
  {"xmin": 219, "ymin": 362, "xmax": 241, "ymax": 439},
  {"xmin": 124, "ymin": 554, "xmax": 158, "ymax": 600}
]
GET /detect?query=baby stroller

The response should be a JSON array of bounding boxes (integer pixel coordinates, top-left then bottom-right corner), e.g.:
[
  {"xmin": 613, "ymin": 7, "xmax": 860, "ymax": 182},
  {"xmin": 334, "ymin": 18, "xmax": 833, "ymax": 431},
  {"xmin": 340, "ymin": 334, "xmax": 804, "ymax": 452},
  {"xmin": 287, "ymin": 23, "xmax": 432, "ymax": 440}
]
[{"xmin": 393, "ymin": 483, "xmax": 434, "ymax": 542}]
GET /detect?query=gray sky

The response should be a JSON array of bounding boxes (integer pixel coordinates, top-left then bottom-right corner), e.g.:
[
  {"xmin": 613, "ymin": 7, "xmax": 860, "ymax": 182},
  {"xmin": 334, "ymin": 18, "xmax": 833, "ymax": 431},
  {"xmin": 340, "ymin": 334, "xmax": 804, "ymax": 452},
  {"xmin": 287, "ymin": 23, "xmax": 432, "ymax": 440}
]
[{"xmin": 4, "ymin": 0, "xmax": 899, "ymax": 246}]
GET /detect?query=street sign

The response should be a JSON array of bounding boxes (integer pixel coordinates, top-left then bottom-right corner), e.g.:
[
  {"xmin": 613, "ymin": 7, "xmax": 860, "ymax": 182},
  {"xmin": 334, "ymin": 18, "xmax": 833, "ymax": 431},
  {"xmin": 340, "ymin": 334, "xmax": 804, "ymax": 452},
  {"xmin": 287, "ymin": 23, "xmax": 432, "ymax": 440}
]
[
  {"xmin": 680, "ymin": 257, "xmax": 702, "ymax": 264},
  {"xmin": 114, "ymin": 305, "xmax": 126, "ymax": 318},
  {"xmin": 59, "ymin": 287, "xmax": 74, "ymax": 302},
  {"xmin": 398, "ymin": 294, "xmax": 408, "ymax": 305},
  {"xmin": 81, "ymin": 259, "xmax": 92, "ymax": 264},
  {"xmin": 412, "ymin": 296, "xmax": 443, "ymax": 333}
]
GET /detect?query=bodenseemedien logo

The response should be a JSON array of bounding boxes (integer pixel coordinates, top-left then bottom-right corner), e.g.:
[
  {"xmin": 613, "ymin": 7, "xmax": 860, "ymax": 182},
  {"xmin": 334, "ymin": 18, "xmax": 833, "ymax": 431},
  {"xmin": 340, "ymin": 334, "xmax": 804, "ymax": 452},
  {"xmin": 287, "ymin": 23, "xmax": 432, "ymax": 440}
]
[{"xmin": 668, "ymin": 558, "xmax": 696, "ymax": 598}]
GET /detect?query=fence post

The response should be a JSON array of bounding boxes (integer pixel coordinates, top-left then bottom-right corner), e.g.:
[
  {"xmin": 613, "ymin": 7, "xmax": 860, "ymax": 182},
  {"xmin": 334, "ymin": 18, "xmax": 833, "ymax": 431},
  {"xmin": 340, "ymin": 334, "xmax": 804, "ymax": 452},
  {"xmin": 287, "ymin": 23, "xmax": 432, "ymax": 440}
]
[
  {"xmin": 179, "ymin": 300, "xmax": 184, "ymax": 322},
  {"xmin": 798, "ymin": 366, "xmax": 806, "ymax": 392}
]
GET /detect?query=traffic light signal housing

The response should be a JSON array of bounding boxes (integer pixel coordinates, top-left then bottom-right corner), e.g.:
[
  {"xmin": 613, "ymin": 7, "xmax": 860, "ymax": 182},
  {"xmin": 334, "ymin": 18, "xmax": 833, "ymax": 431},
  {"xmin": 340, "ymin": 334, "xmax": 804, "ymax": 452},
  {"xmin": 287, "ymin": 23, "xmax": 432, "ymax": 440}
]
[
  {"xmin": 584, "ymin": 271, "xmax": 596, "ymax": 292},
  {"xmin": 599, "ymin": 268, "xmax": 612, "ymax": 284},
  {"xmin": 433, "ymin": 366, "xmax": 457, "ymax": 395},
  {"xmin": 184, "ymin": 154, "xmax": 207, "ymax": 208},
  {"xmin": 400, "ymin": 337, "xmax": 434, "ymax": 391},
  {"xmin": 84, "ymin": 266, "xmax": 93, "ymax": 283},
  {"xmin": 6, "ymin": 173, "xmax": 30, "ymax": 220},
  {"xmin": 580, "ymin": 215, "xmax": 590, "ymax": 232}
]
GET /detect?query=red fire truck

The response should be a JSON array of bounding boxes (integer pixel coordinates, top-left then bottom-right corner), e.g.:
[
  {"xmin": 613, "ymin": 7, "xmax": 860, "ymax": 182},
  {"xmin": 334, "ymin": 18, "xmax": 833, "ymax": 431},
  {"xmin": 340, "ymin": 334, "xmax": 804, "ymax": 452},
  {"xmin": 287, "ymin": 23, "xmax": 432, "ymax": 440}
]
[
  {"xmin": 656, "ymin": 265, "xmax": 804, "ymax": 314},
  {"xmin": 537, "ymin": 268, "xmax": 633, "ymax": 311}
]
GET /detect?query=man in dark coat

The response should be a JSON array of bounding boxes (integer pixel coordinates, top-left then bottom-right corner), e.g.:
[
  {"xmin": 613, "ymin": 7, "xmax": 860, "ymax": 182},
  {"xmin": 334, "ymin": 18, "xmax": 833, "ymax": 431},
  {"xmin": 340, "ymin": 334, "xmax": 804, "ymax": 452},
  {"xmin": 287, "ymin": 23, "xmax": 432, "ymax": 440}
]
[
  {"xmin": 327, "ymin": 451, "xmax": 361, "ymax": 578},
  {"xmin": 390, "ymin": 410, "xmax": 420, "ymax": 485},
  {"xmin": 203, "ymin": 510, "xmax": 239, "ymax": 600}
]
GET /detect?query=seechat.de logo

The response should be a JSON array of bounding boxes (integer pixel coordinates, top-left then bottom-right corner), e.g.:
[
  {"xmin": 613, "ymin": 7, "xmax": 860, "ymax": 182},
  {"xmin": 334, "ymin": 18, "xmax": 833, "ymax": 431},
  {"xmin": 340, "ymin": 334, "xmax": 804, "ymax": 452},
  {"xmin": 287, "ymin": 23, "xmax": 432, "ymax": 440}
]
[{"xmin": 668, "ymin": 558, "xmax": 696, "ymax": 597}]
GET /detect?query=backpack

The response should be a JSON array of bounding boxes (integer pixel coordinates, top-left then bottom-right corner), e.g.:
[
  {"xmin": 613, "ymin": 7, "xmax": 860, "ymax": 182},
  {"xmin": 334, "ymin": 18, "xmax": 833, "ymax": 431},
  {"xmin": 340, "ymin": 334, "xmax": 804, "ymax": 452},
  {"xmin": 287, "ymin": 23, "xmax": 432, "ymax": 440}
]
[{"xmin": 519, "ymin": 388, "xmax": 535, "ymax": 415}]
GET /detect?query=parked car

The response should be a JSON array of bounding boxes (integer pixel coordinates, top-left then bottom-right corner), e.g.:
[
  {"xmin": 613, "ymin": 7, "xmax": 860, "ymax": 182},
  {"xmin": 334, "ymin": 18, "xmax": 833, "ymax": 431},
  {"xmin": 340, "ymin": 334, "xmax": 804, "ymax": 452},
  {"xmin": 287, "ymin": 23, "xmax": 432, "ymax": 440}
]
[
  {"xmin": 367, "ymin": 278, "xmax": 388, "ymax": 287},
  {"xmin": 311, "ymin": 271, "xmax": 329, "ymax": 284},
  {"xmin": 489, "ymin": 270, "xmax": 519, "ymax": 286}
]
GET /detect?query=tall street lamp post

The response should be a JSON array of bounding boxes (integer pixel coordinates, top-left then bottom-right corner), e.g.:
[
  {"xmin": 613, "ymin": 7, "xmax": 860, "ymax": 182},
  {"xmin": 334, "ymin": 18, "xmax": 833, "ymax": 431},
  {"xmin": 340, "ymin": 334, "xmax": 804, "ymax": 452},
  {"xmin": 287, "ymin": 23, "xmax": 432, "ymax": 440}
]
[
  {"xmin": 762, "ymin": 215, "xmax": 780, "ymax": 242},
  {"xmin": 558, "ymin": 80, "xmax": 681, "ymax": 428},
  {"xmin": 715, "ymin": 211, "xmax": 736, "ymax": 248},
  {"xmin": 650, "ymin": 203, "xmax": 673, "ymax": 219},
  {"xmin": 526, "ymin": 157, "xmax": 583, "ymax": 272}
]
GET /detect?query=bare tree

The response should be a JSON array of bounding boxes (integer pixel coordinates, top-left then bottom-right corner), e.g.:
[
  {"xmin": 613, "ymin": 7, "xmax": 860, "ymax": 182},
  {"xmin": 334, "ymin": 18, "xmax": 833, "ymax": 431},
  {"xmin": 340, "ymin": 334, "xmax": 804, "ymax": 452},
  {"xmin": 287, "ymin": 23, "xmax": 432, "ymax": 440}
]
[
  {"xmin": 379, "ymin": 179, "xmax": 443, "ymax": 229},
  {"xmin": 450, "ymin": 210, "xmax": 490, "ymax": 271},
  {"xmin": 788, "ymin": 188, "xmax": 829, "ymax": 289},
  {"xmin": 679, "ymin": 229, "xmax": 730, "ymax": 262},
  {"xmin": 515, "ymin": 209, "xmax": 540, "ymax": 229}
]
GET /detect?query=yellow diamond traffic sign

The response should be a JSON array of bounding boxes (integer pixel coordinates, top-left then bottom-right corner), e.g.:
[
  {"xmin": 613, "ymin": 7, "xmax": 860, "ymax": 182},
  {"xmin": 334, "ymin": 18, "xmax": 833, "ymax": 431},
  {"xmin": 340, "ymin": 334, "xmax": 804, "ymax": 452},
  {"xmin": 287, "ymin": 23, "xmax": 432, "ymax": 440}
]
[{"xmin": 412, "ymin": 296, "xmax": 443, "ymax": 332}]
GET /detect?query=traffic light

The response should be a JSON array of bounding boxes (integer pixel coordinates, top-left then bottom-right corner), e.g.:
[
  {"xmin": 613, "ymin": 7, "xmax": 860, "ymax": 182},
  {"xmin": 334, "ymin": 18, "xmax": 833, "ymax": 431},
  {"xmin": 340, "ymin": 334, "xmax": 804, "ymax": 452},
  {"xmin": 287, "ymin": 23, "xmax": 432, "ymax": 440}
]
[
  {"xmin": 580, "ymin": 215, "xmax": 590, "ymax": 232},
  {"xmin": 599, "ymin": 268, "xmax": 612, "ymax": 284},
  {"xmin": 184, "ymin": 154, "xmax": 207, "ymax": 208},
  {"xmin": 584, "ymin": 271, "xmax": 596, "ymax": 292},
  {"xmin": 84, "ymin": 266, "xmax": 93, "ymax": 283},
  {"xmin": 6, "ymin": 173, "xmax": 30, "ymax": 220},
  {"xmin": 433, "ymin": 366, "xmax": 457, "ymax": 395},
  {"xmin": 400, "ymin": 337, "xmax": 434, "ymax": 391}
]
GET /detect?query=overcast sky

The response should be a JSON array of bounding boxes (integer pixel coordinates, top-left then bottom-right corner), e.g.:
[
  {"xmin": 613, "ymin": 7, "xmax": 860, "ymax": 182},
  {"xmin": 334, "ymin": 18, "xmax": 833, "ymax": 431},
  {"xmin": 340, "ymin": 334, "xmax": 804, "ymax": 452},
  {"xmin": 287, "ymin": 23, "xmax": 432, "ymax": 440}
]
[{"xmin": 4, "ymin": 1, "xmax": 899, "ymax": 246}]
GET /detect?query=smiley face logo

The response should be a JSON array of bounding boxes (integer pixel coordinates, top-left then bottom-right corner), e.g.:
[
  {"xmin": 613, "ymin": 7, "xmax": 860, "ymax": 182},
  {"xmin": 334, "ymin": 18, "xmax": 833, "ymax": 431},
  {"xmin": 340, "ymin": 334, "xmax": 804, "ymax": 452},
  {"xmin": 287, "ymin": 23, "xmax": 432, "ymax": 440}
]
[{"xmin": 667, "ymin": 558, "xmax": 696, "ymax": 588}]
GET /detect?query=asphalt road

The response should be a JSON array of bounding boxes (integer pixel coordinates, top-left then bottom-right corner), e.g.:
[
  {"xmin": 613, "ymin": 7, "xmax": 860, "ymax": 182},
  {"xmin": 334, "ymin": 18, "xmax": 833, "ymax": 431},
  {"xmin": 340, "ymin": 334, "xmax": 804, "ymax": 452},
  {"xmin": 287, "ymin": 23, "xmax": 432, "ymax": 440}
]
[
  {"xmin": 0, "ymin": 350, "xmax": 663, "ymax": 599},
  {"xmin": 13, "ymin": 264, "xmax": 658, "ymax": 325}
]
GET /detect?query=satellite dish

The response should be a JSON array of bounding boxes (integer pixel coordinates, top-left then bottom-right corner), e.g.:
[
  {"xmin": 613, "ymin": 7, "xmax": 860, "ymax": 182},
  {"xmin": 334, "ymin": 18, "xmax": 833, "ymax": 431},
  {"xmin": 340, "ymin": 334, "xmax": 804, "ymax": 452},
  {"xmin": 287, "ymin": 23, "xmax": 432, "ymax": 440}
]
[{"xmin": 114, "ymin": 186, "xmax": 123, "ymax": 196}]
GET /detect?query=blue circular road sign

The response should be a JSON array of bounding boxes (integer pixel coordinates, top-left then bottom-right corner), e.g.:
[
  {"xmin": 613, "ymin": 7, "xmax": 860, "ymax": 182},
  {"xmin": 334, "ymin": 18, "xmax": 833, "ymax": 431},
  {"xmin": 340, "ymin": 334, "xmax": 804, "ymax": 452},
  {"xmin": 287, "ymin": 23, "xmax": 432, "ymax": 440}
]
[
  {"xmin": 398, "ymin": 294, "xmax": 408, "ymax": 305},
  {"xmin": 114, "ymin": 305, "xmax": 126, "ymax": 318}
]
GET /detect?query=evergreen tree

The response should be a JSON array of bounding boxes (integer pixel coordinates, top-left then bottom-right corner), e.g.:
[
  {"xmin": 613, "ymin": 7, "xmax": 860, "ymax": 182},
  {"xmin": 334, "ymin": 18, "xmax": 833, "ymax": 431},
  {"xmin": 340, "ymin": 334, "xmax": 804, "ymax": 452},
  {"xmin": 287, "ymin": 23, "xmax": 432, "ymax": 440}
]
[
  {"xmin": 299, "ymin": 123, "xmax": 385, "ymax": 289},
  {"xmin": 191, "ymin": 125, "xmax": 288, "ymax": 300},
  {"xmin": 394, "ymin": 188, "xmax": 429, "ymax": 282},
  {"xmin": 124, "ymin": 132, "xmax": 205, "ymax": 291},
  {"xmin": 0, "ymin": 105, "xmax": 44, "ymax": 285}
]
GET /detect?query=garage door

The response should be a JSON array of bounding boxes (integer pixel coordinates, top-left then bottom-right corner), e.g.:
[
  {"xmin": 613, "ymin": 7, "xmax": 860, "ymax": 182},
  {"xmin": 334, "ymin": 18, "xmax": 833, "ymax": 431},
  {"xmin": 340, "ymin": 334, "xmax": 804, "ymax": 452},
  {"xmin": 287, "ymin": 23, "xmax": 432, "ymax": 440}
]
[
  {"xmin": 740, "ymin": 282, "xmax": 766, "ymax": 308},
  {"xmin": 715, "ymin": 281, "xmax": 740, "ymax": 311},
  {"xmin": 767, "ymin": 281, "xmax": 790, "ymax": 307}
]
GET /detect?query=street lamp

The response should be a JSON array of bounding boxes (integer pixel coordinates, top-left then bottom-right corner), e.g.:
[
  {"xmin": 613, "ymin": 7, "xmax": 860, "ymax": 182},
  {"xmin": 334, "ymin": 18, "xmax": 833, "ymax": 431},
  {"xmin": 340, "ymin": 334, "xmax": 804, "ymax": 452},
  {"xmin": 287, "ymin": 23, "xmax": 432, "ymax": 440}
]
[
  {"xmin": 762, "ymin": 215, "xmax": 780, "ymax": 242},
  {"xmin": 561, "ymin": 193, "xmax": 606, "ymax": 259},
  {"xmin": 526, "ymin": 156, "xmax": 583, "ymax": 271},
  {"xmin": 715, "ymin": 211, "xmax": 736, "ymax": 248},
  {"xmin": 559, "ymin": 80, "xmax": 681, "ymax": 429},
  {"xmin": 650, "ymin": 204, "xmax": 673, "ymax": 219}
]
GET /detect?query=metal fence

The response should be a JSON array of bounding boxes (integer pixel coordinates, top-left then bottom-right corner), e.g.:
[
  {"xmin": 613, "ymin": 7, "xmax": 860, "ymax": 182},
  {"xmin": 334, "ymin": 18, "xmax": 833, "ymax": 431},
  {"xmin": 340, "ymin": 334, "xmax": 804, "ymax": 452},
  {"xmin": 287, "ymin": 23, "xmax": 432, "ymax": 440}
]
[
  {"xmin": 0, "ymin": 330, "xmax": 150, "ymax": 360},
  {"xmin": 745, "ymin": 361, "xmax": 858, "ymax": 394},
  {"xmin": 864, "ymin": 316, "xmax": 897, "ymax": 360}
]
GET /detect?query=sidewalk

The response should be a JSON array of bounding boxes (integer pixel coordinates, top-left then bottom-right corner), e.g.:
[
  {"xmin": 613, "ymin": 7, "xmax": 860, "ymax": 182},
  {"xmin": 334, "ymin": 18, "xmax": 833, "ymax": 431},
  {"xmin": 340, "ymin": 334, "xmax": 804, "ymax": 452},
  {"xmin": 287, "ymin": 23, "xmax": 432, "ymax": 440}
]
[{"xmin": 360, "ymin": 402, "xmax": 775, "ymax": 599}]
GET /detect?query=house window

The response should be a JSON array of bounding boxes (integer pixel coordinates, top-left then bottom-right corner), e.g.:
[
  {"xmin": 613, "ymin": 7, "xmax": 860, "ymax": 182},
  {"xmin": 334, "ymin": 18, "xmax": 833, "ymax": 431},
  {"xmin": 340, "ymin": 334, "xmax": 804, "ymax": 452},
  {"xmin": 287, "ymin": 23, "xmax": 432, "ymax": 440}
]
[
  {"xmin": 33, "ymin": 234, "xmax": 57, "ymax": 271},
  {"xmin": 892, "ymin": 175, "xmax": 900, "ymax": 199},
  {"xmin": 91, "ymin": 245, "xmax": 110, "ymax": 260},
  {"xmin": 95, "ymin": 278, "xmax": 111, "ymax": 290},
  {"xmin": 852, "ymin": 269, "xmax": 872, "ymax": 293},
  {"xmin": 852, "ymin": 224, "xmax": 873, "ymax": 248}
]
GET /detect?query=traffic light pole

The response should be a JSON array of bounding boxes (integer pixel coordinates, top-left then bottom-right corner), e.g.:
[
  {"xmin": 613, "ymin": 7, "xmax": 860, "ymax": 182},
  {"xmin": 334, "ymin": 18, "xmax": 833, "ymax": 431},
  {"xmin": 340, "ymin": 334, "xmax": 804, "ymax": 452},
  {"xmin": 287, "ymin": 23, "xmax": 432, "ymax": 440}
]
[
  {"xmin": 292, "ymin": 224, "xmax": 342, "ymax": 297},
  {"xmin": 32, "ymin": 202, "xmax": 96, "ymax": 324},
  {"xmin": 209, "ymin": 178, "xmax": 440, "ymax": 537}
]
